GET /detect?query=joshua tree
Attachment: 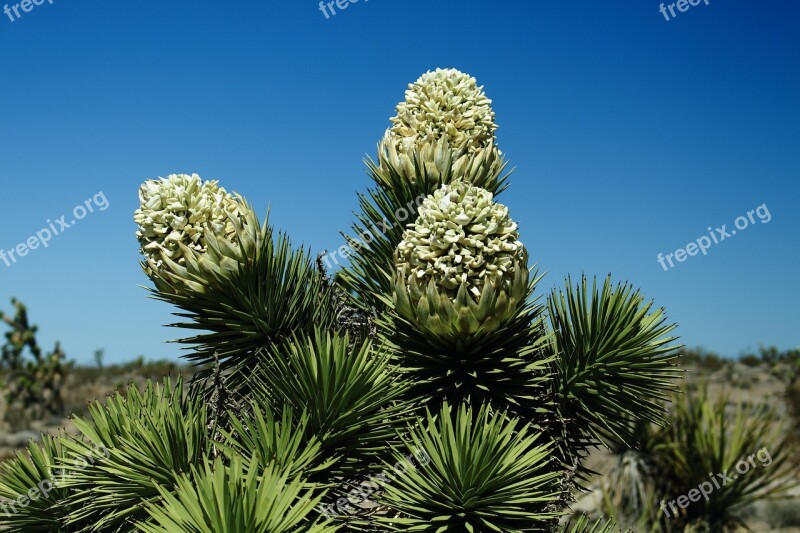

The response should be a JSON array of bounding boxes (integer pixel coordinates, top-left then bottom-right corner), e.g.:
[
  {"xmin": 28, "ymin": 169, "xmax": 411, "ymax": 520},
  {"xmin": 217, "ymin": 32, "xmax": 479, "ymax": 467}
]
[
  {"xmin": 0, "ymin": 68, "xmax": 683, "ymax": 531},
  {"xmin": 0, "ymin": 298, "xmax": 67, "ymax": 429}
]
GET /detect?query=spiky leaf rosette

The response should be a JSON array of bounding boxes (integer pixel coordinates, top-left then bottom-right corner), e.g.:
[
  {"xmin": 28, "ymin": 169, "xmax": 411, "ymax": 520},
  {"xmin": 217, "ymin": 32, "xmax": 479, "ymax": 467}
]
[
  {"xmin": 651, "ymin": 388, "xmax": 799, "ymax": 531},
  {"xmin": 58, "ymin": 378, "xmax": 211, "ymax": 531},
  {"xmin": 135, "ymin": 174, "xmax": 337, "ymax": 390},
  {"xmin": 548, "ymin": 275, "xmax": 682, "ymax": 450},
  {"xmin": 248, "ymin": 330, "xmax": 413, "ymax": 478},
  {"xmin": 381, "ymin": 296, "xmax": 554, "ymax": 431},
  {"xmin": 139, "ymin": 458, "xmax": 337, "ymax": 533},
  {"xmin": 219, "ymin": 403, "xmax": 335, "ymax": 479},
  {"xmin": 373, "ymin": 402, "xmax": 562, "ymax": 532},
  {"xmin": 0, "ymin": 433, "xmax": 78, "ymax": 532},
  {"xmin": 388, "ymin": 68, "xmax": 498, "ymax": 155}
]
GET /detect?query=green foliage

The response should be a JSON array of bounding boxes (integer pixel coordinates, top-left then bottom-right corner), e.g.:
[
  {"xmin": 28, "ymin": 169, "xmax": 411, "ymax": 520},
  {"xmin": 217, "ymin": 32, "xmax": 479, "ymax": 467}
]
[
  {"xmin": 602, "ymin": 387, "xmax": 800, "ymax": 532},
  {"xmin": 59, "ymin": 378, "xmax": 210, "ymax": 531},
  {"xmin": 0, "ymin": 434, "xmax": 75, "ymax": 532},
  {"xmin": 219, "ymin": 402, "xmax": 332, "ymax": 479},
  {"xmin": 655, "ymin": 388, "xmax": 799, "ymax": 530},
  {"xmin": 0, "ymin": 377, "xmax": 215, "ymax": 532},
  {"xmin": 139, "ymin": 458, "xmax": 337, "ymax": 533},
  {"xmin": 381, "ymin": 270, "xmax": 553, "ymax": 414},
  {"xmin": 0, "ymin": 298, "xmax": 68, "ymax": 427},
  {"xmin": 548, "ymin": 276, "xmax": 681, "ymax": 448},
  {"xmin": 146, "ymin": 207, "xmax": 338, "ymax": 393},
  {"xmin": 250, "ymin": 330, "xmax": 412, "ymax": 477},
  {"xmin": 374, "ymin": 402, "xmax": 562, "ymax": 532}
]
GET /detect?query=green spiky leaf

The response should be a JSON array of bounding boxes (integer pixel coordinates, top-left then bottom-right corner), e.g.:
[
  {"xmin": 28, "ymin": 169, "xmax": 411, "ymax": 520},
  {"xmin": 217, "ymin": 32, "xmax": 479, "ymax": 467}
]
[
  {"xmin": 249, "ymin": 330, "xmax": 413, "ymax": 477},
  {"xmin": 548, "ymin": 275, "xmax": 682, "ymax": 449},
  {"xmin": 139, "ymin": 457, "xmax": 337, "ymax": 533},
  {"xmin": 59, "ymin": 378, "xmax": 210, "ymax": 531},
  {"xmin": 374, "ymin": 402, "xmax": 563, "ymax": 531}
]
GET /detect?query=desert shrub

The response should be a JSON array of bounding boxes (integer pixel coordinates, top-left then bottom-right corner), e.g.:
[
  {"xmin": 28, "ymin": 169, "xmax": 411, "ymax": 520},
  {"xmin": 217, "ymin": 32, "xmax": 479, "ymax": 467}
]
[
  {"xmin": 759, "ymin": 345, "xmax": 800, "ymax": 369},
  {"xmin": 677, "ymin": 348, "xmax": 727, "ymax": 372},
  {"xmin": 602, "ymin": 386, "xmax": 800, "ymax": 532},
  {"xmin": 738, "ymin": 354, "xmax": 762, "ymax": 368},
  {"xmin": 763, "ymin": 499, "xmax": 800, "ymax": 528},
  {"xmin": 758, "ymin": 345, "xmax": 782, "ymax": 364}
]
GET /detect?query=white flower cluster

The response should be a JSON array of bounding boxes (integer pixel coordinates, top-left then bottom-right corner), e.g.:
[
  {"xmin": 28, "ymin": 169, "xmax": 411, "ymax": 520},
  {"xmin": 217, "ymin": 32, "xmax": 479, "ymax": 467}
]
[
  {"xmin": 134, "ymin": 174, "xmax": 243, "ymax": 268},
  {"xmin": 389, "ymin": 68, "xmax": 497, "ymax": 154},
  {"xmin": 395, "ymin": 181, "xmax": 524, "ymax": 298}
]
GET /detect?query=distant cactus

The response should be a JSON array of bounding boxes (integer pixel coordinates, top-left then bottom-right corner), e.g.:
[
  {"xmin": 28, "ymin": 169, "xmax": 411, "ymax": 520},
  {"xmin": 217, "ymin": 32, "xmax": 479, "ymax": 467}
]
[{"xmin": 0, "ymin": 298, "xmax": 67, "ymax": 429}]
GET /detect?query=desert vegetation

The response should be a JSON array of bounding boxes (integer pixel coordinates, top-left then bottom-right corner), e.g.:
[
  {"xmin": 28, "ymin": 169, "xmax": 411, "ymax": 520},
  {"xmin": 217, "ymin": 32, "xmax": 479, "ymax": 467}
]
[{"xmin": 0, "ymin": 69, "xmax": 797, "ymax": 532}]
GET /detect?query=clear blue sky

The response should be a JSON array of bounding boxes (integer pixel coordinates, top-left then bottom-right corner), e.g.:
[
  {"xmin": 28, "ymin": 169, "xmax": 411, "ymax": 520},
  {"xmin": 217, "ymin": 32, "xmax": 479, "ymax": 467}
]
[{"xmin": 1, "ymin": 0, "xmax": 798, "ymax": 364}]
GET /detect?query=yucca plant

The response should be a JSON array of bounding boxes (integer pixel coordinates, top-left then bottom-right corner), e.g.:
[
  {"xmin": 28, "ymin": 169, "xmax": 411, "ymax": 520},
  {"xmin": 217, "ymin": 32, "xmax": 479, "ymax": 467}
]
[
  {"xmin": 655, "ymin": 387, "xmax": 799, "ymax": 530},
  {"xmin": 0, "ymin": 68, "xmax": 689, "ymax": 532},
  {"xmin": 0, "ymin": 433, "xmax": 75, "ymax": 532},
  {"xmin": 139, "ymin": 458, "xmax": 336, "ymax": 533},
  {"xmin": 218, "ymin": 402, "xmax": 332, "ymax": 479},
  {"xmin": 372, "ymin": 402, "xmax": 563, "ymax": 532},
  {"xmin": 58, "ymin": 378, "xmax": 210, "ymax": 531},
  {"xmin": 247, "ymin": 330, "xmax": 413, "ymax": 478},
  {"xmin": 601, "ymin": 386, "xmax": 800, "ymax": 532}
]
